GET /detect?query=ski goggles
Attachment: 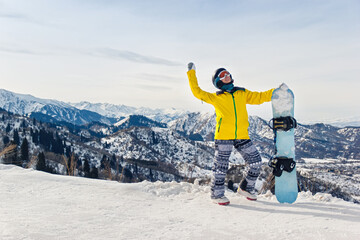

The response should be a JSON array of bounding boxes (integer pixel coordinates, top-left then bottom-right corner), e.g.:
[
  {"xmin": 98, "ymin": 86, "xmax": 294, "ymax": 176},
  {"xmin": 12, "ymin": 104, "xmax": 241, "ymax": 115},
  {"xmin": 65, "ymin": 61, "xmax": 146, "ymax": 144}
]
[{"xmin": 218, "ymin": 70, "xmax": 231, "ymax": 81}]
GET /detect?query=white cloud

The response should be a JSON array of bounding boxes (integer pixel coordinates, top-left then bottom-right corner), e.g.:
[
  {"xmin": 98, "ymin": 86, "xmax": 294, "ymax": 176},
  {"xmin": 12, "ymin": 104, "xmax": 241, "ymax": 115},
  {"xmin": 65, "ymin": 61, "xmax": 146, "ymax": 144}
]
[{"xmin": 88, "ymin": 48, "xmax": 182, "ymax": 66}]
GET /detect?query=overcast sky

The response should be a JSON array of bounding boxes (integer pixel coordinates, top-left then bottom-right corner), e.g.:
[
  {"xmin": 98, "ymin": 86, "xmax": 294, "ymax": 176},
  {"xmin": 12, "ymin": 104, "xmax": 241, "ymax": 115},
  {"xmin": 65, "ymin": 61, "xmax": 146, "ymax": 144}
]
[{"xmin": 1, "ymin": 0, "xmax": 359, "ymax": 123}]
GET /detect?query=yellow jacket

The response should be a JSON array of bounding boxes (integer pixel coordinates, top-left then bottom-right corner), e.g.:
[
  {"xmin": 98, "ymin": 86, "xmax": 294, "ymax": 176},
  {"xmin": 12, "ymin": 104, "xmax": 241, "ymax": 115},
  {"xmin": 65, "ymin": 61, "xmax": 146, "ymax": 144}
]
[{"xmin": 187, "ymin": 69, "xmax": 274, "ymax": 140}]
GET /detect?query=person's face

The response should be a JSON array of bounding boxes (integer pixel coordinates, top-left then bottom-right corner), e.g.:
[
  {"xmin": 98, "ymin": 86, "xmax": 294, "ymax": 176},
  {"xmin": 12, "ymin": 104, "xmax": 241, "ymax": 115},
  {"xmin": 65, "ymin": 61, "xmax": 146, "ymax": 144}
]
[{"xmin": 219, "ymin": 70, "xmax": 232, "ymax": 84}]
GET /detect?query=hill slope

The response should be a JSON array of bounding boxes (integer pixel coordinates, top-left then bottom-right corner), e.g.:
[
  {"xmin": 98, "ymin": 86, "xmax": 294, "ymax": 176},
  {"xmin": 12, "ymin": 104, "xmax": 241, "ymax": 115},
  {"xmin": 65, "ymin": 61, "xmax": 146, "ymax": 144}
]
[{"xmin": 1, "ymin": 164, "xmax": 359, "ymax": 240}]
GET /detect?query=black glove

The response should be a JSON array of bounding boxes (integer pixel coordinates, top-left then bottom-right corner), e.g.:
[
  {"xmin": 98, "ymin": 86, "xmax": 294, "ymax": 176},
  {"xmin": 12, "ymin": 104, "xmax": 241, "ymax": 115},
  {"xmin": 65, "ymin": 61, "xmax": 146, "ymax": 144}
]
[{"xmin": 188, "ymin": 62, "xmax": 196, "ymax": 71}]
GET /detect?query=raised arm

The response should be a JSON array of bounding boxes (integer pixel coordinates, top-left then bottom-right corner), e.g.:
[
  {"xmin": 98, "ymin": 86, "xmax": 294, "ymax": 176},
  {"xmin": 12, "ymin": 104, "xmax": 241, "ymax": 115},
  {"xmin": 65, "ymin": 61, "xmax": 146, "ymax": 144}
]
[{"xmin": 187, "ymin": 63, "xmax": 215, "ymax": 105}]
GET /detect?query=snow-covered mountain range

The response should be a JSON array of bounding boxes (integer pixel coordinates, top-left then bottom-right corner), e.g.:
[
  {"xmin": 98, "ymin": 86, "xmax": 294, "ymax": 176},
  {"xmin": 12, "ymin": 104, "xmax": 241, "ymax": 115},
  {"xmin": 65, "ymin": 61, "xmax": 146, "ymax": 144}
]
[
  {"xmin": 70, "ymin": 101, "xmax": 188, "ymax": 123},
  {"xmin": 2, "ymin": 88, "xmax": 359, "ymax": 128},
  {"xmin": 1, "ymin": 88, "xmax": 359, "ymax": 160},
  {"xmin": 1, "ymin": 88, "xmax": 360, "ymax": 203},
  {"xmin": 0, "ymin": 89, "xmax": 187, "ymax": 125},
  {"xmin": 0, "ymin": 89, "xmax": 116, "ymax": 125}
]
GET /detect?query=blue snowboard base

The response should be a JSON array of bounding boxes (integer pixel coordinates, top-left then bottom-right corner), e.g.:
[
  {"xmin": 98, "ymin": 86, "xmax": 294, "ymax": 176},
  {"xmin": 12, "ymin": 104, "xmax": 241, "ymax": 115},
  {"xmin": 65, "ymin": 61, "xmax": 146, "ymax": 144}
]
[{"xmin": 275, "ymin": 168, "xmax": 298, "ymax": 204}]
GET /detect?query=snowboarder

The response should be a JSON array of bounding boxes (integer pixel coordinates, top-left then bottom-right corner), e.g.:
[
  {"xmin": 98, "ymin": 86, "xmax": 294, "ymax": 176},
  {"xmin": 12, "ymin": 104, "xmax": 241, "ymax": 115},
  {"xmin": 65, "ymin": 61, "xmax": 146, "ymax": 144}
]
[{"xmin": 187, "ymin": 62, "xmax": 275, "ymax": 205}]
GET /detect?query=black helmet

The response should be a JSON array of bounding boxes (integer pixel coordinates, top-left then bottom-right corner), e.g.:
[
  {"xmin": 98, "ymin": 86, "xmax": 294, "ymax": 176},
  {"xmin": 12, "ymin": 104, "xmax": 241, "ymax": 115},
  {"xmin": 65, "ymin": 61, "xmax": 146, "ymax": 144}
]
[{"xmin": 212, "ymin": 68, "xmax": 233, "ymax": 89}]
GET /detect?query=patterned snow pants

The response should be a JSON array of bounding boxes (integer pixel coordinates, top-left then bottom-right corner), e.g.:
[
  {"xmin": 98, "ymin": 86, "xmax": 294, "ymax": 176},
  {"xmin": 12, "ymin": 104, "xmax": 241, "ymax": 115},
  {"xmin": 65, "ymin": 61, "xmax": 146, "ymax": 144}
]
[{"xmin": 211, "ymin": 139, "xmax": 262, "ymax": 199}]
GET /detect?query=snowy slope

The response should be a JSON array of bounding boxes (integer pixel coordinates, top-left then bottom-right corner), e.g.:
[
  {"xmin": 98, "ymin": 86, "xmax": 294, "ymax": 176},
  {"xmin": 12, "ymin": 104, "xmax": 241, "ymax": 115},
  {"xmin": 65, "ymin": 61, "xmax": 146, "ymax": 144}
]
[{"xmin": 1, "ymin": 164, "xmax": 360, "ymax": 240}]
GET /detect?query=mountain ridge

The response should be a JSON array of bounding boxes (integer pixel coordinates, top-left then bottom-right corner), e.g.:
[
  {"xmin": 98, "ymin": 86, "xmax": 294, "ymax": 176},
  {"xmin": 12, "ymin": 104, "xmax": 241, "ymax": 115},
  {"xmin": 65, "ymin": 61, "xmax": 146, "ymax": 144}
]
[
  {"xmin": 1, "ymin": 88, "xmax": 359, "ymax": 161},
  {"xmin": 0, "ymin": 89, "xmax": 188, "ymax": 125}
]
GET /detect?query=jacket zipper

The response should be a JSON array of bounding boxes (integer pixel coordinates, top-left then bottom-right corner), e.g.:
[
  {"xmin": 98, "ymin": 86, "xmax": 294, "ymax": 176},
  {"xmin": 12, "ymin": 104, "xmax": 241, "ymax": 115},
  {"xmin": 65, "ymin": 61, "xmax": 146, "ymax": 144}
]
[
  {"xmin": 231, "ymin": 93, "xmax": 238, "ymax": 139},
  {"xmin": 218, "ymin": 117, "xmax": 222, "ymax": 132}
]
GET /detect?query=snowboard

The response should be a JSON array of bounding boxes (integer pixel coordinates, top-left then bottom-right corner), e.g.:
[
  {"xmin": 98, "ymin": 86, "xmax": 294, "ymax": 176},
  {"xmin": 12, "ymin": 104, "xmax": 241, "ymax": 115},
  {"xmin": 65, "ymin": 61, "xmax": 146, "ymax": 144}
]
[{"xmin": 270, "ymin": 83, "xmax": 298, "ymax": 204}]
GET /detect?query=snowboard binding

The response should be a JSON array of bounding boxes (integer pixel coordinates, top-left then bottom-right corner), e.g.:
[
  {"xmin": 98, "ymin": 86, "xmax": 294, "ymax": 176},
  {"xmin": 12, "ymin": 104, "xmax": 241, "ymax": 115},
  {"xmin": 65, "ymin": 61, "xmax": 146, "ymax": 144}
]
[
  {"xmin": 269, "ymin": 116, "xmax": 297, "ymax": 131},
  {"xmin": 268, "ymin": 157, "xmax": 296, "ymax": 177}
]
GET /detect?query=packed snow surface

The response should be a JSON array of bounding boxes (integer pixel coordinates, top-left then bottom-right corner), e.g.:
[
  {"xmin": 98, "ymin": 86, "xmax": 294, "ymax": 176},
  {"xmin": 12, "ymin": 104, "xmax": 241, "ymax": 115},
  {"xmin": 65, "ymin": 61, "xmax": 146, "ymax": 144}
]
[{"xmin": 1, "ymin": 164, "xmax": 360, "ymax": 240}]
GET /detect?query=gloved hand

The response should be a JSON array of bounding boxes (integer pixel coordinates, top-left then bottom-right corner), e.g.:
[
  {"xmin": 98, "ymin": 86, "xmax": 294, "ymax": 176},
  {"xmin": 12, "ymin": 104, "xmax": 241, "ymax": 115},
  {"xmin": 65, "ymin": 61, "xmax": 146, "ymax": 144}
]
[{"xmin": 188, "ymin": 62, "xmax": 196, "ymax": 71}]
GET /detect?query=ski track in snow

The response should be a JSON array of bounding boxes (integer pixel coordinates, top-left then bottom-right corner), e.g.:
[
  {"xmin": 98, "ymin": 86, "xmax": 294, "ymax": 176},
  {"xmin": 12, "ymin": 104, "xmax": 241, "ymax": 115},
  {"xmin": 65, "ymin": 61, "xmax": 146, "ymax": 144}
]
[{"xmin": 1, "ymin": 164, "xmax": 360, "ymax": 240}]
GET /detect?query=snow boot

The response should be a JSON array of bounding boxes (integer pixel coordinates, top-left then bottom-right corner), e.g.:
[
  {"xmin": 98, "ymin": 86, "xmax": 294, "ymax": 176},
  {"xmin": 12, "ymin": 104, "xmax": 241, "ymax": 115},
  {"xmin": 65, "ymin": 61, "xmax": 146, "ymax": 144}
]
[
  {"xmin": 237, "ymin": 180, "xmax": 257, "ymax": 201},
  {"xmin": 212, "ymin": 196, "xmax": 230, "ymax": 205}
]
